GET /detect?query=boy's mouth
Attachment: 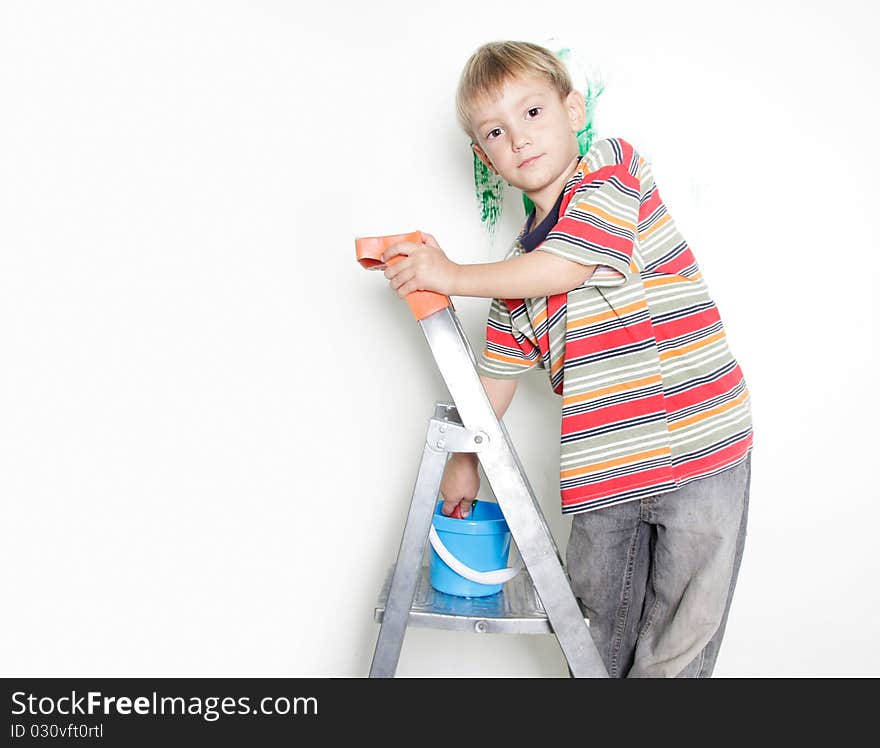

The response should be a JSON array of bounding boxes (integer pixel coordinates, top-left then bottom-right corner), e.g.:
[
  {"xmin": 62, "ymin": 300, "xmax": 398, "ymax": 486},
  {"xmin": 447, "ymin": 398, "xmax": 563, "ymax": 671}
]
[{"xmin": 518, "ymin": 154, "xmax": 543, "ymax": 168}]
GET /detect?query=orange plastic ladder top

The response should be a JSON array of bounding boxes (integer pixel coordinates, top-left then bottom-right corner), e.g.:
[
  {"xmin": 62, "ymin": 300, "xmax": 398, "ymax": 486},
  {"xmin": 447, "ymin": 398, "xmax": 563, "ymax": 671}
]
[{"xmin": 355, "ymin": 231, "xmax": 451, "ymax": 321}]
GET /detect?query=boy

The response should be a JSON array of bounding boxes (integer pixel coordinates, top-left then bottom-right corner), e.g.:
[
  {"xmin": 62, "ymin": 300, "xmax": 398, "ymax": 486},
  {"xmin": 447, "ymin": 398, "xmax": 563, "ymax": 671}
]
[{"xmin": 381, "ymin": 41, "xmax": 752, "ymax": 678}]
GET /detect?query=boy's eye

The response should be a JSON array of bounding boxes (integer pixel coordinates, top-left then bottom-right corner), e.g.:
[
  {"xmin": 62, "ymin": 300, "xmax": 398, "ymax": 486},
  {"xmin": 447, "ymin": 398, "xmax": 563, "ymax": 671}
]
[
  {"xmin": 486, "ymin": 127, "xmax": 503, "ymax": 140},
  {"xmin": 527, "ymin": 107, "xmax": 542, "ymax": 118}
]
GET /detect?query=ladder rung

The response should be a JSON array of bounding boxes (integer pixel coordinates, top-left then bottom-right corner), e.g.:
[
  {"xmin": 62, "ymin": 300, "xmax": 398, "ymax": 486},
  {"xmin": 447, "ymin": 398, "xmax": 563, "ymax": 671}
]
[{"xmin": 373, "ymin": 565, "xmax": 590, "ymax": 635}]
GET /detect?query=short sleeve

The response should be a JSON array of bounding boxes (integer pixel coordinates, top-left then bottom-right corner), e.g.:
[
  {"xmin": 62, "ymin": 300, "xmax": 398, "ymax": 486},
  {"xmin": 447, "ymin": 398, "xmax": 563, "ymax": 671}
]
[
  {"xmin": 476, "ymin": 297, "xmax": 542, "ymax": 379},
  {"xmin": 537, "ymin": 138, "xmax": 641, "ymax": 288}
]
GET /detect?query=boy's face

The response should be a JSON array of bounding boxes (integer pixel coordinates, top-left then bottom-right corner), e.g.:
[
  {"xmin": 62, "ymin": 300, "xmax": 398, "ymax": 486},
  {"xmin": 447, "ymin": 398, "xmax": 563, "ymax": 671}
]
[{"xmin": 469, "ymin": 74, "xmax": 586, "ymax": 200}]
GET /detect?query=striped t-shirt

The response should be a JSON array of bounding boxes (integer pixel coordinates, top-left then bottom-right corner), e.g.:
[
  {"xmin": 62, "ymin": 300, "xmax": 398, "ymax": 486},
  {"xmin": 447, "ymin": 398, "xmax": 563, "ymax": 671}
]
[{"xmin": 477, "ymin": 137, "xmax": 753, "ymax": 514}]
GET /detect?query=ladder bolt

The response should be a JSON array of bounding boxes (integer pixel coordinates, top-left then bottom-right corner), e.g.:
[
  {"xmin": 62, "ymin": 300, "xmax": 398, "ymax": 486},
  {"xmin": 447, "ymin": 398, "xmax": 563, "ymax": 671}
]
[
  {"xmin": 474, "ymin": 620, "xmax": 489, "ymax": 633},
  {"xmin": 474, "ymin": 435, "xmax": 483, "ymax": 444}
]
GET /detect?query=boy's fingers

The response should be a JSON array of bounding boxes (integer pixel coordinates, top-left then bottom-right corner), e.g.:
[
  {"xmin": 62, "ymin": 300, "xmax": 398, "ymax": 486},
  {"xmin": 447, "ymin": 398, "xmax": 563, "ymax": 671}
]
[
  {"xmin": 381, "ymin": 241, "xmax": 420, "ymax": 263},
  {"xmin": 392, "ymin": 270, "xmax": 415, "ymax": 292},
  {"xmin": 383, "ymin": 256, "xmax": 409, "ymax": 278},
  {"xmin": 441, "ymin": 499, "xmax": 457, "ymax": 516},
  {"xmin": 380, "ymin": 242, "xmax": 404, "ymax": 262},
  {"xmin": 422, "ymin": 232, "xmax": 440, "ymax": 248},
  {"xmin": 441, "ymin": 498, "xmax": 474, "ymax": 518}
]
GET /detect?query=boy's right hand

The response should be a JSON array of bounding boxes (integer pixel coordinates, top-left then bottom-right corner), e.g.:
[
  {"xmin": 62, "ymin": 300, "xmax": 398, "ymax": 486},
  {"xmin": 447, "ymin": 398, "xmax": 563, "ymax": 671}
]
[{"xmin": 440, "ymin": 452, "xmax": 480, "ymax": 518}]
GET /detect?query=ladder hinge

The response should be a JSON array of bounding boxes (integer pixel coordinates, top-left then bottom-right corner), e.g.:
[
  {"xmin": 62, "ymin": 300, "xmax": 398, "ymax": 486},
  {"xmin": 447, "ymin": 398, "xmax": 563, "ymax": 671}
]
[{"xmin": 426, "ymin": 418, "xmax": 488, "ymax": 453}]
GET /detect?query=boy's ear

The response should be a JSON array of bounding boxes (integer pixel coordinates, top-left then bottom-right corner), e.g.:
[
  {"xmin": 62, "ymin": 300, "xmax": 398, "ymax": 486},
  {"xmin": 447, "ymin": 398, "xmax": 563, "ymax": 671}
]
[
  {"xmin": 566, "ymin": 89, "xmax": 587, "ymax": 132},
  {"xmin": 471, "ymin": 143, "xmax": 497, "ymax": 175}
]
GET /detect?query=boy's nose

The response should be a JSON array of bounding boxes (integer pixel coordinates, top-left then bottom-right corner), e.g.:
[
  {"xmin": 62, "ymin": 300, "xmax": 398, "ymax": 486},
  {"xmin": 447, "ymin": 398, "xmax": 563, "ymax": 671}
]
[{"xmin": 511, "ymin": 131, "xmax": 531, "ymax": 151}]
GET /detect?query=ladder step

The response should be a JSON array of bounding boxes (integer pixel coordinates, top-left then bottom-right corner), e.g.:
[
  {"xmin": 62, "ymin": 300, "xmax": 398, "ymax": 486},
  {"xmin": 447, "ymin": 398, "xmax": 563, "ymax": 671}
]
[{"xmin": 374, "ymin": 565, "xmax": 590, "ymax": 635}]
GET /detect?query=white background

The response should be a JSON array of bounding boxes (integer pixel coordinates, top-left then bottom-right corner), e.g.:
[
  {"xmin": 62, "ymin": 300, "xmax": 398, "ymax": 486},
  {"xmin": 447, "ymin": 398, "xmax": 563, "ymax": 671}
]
[{"xmin": 2, "ymin": 0, "xmax": 878, "ymax": 677}]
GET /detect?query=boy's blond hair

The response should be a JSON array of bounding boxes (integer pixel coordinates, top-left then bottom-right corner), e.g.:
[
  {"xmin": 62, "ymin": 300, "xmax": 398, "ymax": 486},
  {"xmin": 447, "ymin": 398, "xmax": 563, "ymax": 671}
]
[{"xmin": 456, "ymin": 41, "xmax": 574, "ymax": 141}]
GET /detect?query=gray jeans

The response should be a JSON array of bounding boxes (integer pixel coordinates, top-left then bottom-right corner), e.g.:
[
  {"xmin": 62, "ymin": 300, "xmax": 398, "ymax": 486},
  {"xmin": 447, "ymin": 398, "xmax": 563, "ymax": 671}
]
[{"xmin": 565, "ymin": 453, "xmax": 751, "ymax": 678}]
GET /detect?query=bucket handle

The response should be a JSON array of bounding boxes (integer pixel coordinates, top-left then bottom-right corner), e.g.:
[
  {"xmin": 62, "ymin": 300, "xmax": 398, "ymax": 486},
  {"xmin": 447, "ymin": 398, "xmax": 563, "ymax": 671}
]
[{"xmin": 428, "ymin": 526, "xmax": 522, "ymax": 586}]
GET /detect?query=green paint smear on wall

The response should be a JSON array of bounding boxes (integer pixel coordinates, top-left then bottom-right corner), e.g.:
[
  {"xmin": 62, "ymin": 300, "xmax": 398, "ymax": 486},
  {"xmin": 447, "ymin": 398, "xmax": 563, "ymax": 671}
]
[{"xmin": 474, "ymin": 151, "xmax": 505, "ymax": 238}]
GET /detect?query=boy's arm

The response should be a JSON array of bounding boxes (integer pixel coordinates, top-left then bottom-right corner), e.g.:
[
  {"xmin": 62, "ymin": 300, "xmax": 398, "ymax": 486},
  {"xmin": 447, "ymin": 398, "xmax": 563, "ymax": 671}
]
[
  {"xmin": 481, "ymin": 374, "xmax": 518, "ymax": 420},
  {"xmin": 440, "ymin": 375, "xmax": 518, "ymax": 517},
  {"xmin": 453, "ymin": 250, "xmax": 596, "ymax": 299},
  {"xmin": 383, "ymin": 234, "xmax": 595, "ymax": 300}
]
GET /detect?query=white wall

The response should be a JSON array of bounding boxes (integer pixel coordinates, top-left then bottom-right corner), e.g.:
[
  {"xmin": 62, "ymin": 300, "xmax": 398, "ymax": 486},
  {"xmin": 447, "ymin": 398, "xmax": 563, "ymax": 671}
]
[{"xmin": 2, "ymin": 0, "xmax": 877, "ymax": 677}]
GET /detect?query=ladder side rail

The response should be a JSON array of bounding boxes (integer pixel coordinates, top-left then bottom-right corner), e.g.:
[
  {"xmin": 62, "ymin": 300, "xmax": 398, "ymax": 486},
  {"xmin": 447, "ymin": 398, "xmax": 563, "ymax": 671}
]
[{"xmin": 368, "ymin": 438, "xmax": 448, "ymax": 678}]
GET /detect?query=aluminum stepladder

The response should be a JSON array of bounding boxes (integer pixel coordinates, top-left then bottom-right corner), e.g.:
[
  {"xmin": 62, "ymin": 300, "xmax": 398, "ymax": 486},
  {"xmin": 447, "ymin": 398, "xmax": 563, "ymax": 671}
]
[{"xmin": 356, "ymin": 232, "xmax": 608, "ymax": 678}]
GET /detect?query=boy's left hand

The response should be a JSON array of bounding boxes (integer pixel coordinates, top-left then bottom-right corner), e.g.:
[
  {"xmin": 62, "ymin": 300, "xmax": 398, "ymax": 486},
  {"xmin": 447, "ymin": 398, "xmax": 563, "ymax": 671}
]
[{"xmin": 382, "ymin": 232, "xmax": 459, "ymax": 298}]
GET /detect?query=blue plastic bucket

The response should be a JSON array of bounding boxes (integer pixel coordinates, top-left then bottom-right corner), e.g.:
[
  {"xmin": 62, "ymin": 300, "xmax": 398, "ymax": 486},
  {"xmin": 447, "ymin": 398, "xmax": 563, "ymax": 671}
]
[{"xmin": 428, "ymin": 499, "xmax": 512, "ymax": 598}]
